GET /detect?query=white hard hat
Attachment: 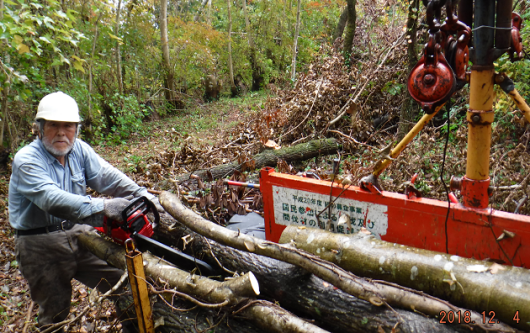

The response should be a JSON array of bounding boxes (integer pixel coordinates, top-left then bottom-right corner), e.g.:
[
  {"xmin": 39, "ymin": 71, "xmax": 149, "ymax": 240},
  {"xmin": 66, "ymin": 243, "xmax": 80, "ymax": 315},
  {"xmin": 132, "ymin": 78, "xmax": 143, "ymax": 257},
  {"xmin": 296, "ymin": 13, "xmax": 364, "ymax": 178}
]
[{"xmin": 36, "ymin": 91, "xmax": 80, "ymax": 122}]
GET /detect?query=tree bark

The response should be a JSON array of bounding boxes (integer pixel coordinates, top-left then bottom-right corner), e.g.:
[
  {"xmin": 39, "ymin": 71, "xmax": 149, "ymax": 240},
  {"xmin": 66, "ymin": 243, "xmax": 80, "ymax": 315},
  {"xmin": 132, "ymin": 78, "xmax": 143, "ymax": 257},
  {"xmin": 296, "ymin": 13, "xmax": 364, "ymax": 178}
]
[
  {"xmin": 0, "ymin": 77, "xmax": 9, "ymax": 149},
  {"xmin": 242, "ymin": 0, "xmax": 262, "ymax": 91},
  {"xmin": 153, "ymin": 217, "xmax": 467, "ymax": 333},
  {"xmin": 207, "ymin": 0, "xmax": 212, "ymax": 25},
  {"xmin": 343, "ymin": 0, "xmax": 357, "ymax": 64},
  {"xmin": 78, "ymin": 233, "xmax": 329, "ymax": 333},
  {"xmin": 186, "ymin": 138, "xmax": 341, "ymax": 181},
  {"xmin": 333, "ymin": 6, "xmax": 348, "ymax": 41},
  {"xmin": 227, "ymin": 0, "xmax": 237, "ymax": 96},
  {"xmin": 398, "ymin": 0, "xmax": 420, "ymax": 139},
  {"xmin": 115, "ymin": 0, "xmax": 123, "ymax": 94},
  {"xmin": 87, "ymin": 12, "xmax": 103, "ymax": 138},
  {"xmin": 160, "ymin": 0, "xmax": 177, "ymax": 106},
  {"xmin": 159, "ymin": 193, "xmax": 518, "ymax": 333},
  {"xmin": 290, "ymin": 0, "xmax": 301, "ymax": 81},
  {"xmin": 279, "ymin": 226, "xmax": 530, "ymax": 332}
]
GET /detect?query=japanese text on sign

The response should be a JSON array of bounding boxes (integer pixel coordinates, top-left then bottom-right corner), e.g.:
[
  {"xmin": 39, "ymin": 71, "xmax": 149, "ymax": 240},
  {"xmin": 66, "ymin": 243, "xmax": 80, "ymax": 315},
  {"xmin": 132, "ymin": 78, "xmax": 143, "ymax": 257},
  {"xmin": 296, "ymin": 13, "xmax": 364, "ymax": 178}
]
[{"xmin": 272, "ymin": 186, "xmax": 388, "ymax": 238}]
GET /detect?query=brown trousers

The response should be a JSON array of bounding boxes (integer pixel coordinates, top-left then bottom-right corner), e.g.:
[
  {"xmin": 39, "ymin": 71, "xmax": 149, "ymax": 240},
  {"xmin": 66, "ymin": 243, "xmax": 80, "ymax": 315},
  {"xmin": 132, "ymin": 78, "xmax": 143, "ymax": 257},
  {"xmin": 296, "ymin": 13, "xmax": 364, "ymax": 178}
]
[{"xmin": 15, "ymin": 224, "xmax": 124, "ymax": 331}]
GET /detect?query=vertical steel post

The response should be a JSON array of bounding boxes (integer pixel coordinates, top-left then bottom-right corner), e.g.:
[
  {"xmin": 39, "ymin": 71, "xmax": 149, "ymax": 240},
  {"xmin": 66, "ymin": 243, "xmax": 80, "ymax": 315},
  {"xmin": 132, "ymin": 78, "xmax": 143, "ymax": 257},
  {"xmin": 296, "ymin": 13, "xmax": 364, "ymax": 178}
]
[{"xmin": 462, "ymin": 0, "xmax": 496, "ymax": 208}]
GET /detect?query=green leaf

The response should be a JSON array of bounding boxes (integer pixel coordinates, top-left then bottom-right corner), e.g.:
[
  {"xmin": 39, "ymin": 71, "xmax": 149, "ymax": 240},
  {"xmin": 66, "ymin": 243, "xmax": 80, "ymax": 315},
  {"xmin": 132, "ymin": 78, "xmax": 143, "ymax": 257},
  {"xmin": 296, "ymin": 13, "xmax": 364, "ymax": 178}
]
[
  {"xmin": 54, "ymin": 10, "xmax": 68, "ymax": 20},
  {"xmin": 39, "ymin": 36, "xmax": 51, "ymax": 44},
  {"xmin": 60, "ymin": 53, "xmax": 70, "ymax": 65},
  {"xmin": 31, "ymin": 46, "xmax": 42, "ymax": 56},
  {"xmin": 71, "ymin": 55, "xmax": 85, "ymax": 63},
  {"xmin": 30, "ymin": 2, "xmax": 43, "ymax": 9},
  {"xmin": 107, "ymin": 32, "xmax": 123, "ymax": 42},
  {"xmin": 73, "ymin": 60, "xmax": 85, "ymax": 73},
  {"xmin": 10, "ymin": 260, "xmax": 17, "ymax": 268},
  {"xmin": 13, "ymin": 34, "xmax": 23, "ymax": 44},
  {"xmin": 16, "ymin": 43, "xmax": 30, "ymax": 54}
]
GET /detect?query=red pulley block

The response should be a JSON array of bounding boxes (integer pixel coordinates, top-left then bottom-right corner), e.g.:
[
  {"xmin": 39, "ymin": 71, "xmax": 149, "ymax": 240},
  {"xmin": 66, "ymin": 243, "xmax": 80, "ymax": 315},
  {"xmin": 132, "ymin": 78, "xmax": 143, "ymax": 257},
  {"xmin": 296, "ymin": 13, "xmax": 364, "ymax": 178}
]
[
  {"xmin": 510, "ymin": 13, "xmax": 524, "ymax": 61},
  {"xmin": 407, "ymin": 36, "xmax": 456, "ymax": 114}
]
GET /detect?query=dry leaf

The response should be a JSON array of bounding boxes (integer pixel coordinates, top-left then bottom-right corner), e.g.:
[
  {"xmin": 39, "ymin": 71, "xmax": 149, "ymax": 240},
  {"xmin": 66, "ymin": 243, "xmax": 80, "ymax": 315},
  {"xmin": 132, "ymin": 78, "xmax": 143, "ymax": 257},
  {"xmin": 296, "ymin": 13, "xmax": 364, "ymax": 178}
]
[
  {"xmin": 360, "ymin": 227, "xmax": 371, "ymax": 235},
  {"xmin": 489, "ymin": 263, "xmax": 506, "ymax": 274},
  {"xmin": 264, "ymin": 139, "xmax": 281, "ymax": 149}
]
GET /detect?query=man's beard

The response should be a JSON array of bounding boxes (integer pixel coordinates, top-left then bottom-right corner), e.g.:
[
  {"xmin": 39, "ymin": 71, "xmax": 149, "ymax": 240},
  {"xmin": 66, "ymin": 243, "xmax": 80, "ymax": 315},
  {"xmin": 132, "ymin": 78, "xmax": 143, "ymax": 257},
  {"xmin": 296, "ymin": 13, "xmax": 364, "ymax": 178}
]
[{"xmin": 42, "ymin": 136, "xmax": 75, "ymax": 157}]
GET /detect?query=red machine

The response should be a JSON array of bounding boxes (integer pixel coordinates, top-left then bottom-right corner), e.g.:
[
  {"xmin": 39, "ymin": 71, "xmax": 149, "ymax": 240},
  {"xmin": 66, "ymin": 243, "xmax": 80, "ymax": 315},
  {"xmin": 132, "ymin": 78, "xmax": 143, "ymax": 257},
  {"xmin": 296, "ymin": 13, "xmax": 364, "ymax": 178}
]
[
  {"xmin": 96, "ymin": 197, "xmax": 216, "ymax": 274},
  {"xmin": 261, "ymin": 0, "xmax": 530, "ymax": 269},
  {"xmin": 95, "ymin": 196, "xmax": 156, "ymax": 245},
  {"xmin": 260, "ymin": 168, "xmax": 530, "ymax": 268}
]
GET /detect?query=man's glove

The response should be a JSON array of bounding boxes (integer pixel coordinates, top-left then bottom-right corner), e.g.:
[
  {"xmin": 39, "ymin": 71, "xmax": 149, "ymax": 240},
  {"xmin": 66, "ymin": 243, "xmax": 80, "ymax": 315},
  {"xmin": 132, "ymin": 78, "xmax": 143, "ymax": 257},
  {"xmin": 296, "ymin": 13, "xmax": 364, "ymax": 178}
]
[
  {"xmin": 80, "ymin": 214, "xmax": 105, "ymax": 227},
  {"xmin": 103, "ymin": 198, "xmax": 132, "ymax": 222}
]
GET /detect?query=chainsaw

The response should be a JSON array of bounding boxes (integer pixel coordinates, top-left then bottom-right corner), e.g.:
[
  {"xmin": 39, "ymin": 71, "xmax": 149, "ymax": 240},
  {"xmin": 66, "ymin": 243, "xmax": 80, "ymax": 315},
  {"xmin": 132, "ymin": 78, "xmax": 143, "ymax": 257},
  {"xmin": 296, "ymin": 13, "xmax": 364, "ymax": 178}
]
[{"xmin": 95, "ymin": 196, "xmax": 216, "ymax": 275}]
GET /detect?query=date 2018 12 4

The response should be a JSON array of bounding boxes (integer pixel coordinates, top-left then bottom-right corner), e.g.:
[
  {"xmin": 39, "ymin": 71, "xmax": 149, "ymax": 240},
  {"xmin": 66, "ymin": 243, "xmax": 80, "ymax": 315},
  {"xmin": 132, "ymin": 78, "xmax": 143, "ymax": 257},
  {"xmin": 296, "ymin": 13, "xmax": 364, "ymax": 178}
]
[{"xmin": 439, "ymin": 310, "xmax": 521, "ymax": 325}]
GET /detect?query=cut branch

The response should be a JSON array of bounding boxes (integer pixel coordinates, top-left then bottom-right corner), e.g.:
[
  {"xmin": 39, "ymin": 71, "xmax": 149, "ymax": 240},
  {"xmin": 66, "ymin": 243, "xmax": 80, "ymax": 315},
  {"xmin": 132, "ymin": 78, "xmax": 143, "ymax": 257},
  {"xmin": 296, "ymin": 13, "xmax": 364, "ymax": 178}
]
[
  {"xmin": 159, "ymin": 192, "xmax": 521, "ymax": 333},
  {"xmin": 185, "ymin": 138, "xmax": 341, "ymax": 181},
  {"xmin": 78, "ymin": 233, "xmax": 329, "ymax": 333},
  {"xmin": 154, "ymin": 215, "xmax": 466, "ymax": 333},
  {"xmin": 279, "ymin": 225, "xmax": 530, "ymax": 332}
]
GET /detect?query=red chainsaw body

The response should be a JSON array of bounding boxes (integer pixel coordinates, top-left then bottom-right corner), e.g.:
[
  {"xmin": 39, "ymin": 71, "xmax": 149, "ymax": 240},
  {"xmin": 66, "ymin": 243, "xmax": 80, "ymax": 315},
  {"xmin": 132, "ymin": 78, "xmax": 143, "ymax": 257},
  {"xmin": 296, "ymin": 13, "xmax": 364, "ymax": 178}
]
[{"xmin": 95, "ymin": 209, "xmax": 154, "ymax": 245}]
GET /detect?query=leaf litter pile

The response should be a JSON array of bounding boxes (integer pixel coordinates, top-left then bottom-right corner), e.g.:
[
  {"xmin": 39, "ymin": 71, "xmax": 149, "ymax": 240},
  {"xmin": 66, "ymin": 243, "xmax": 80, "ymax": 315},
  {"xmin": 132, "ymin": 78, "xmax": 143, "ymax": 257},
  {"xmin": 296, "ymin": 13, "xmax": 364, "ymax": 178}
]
[{"xmin": 2, "ymin": 9, "xmax": 530, "ymax": 333}]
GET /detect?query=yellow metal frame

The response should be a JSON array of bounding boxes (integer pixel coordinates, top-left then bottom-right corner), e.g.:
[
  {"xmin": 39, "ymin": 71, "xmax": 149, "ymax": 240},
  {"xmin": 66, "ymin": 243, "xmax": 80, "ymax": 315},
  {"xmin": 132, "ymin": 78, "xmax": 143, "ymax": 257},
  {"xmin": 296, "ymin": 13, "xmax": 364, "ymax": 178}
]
[
  {"xmin": 373, "ymin": 103, "xmax": 446, "ymax": 177},
  {"xmin": 125, "ymin": 240, "xmax": 154, "ymax": 333}
]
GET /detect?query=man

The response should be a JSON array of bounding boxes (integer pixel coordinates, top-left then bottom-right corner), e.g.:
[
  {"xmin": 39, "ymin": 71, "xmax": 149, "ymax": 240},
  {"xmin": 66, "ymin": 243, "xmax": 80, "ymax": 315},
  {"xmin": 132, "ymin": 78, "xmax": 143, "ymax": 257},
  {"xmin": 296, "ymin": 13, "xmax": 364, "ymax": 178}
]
[{"xmin": 9, "ymin": 91, "xmax": 158, "ymax": 332}]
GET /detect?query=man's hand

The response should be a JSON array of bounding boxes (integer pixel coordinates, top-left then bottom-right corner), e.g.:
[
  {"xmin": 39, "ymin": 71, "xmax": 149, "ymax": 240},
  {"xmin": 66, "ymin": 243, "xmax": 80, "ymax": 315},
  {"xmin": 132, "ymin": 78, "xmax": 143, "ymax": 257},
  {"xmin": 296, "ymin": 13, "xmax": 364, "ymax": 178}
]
[{"xmin": 103, "ymin": 198, "xmax": 132, "ymax": 222}]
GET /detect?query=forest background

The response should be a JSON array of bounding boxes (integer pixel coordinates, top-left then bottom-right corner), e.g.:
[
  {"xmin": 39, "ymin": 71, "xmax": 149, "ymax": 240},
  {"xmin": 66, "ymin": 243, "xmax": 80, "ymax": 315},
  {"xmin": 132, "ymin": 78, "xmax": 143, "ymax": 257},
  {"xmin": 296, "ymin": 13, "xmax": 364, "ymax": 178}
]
[{"xmin": 1, "ymin": 0, "xmax": 530, "ymax": 331}]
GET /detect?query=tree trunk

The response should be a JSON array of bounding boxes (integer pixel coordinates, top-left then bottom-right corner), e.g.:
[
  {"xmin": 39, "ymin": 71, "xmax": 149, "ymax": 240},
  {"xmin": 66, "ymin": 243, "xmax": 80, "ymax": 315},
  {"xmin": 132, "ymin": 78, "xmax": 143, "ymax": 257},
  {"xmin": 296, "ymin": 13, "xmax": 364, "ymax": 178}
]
[
  {"xmin": 343, "ymin": 0, "xmax": 357, "ymax": 65},
  {"xmin": 207, "ymin": 0, "xmax": 212, "ymax": 25},
  {"xmin": 78, "ymin": 233, "xmax": 330, "ymax": 333},
  {"xmin": 242, "ymin": 0, "xmax": 262, "ymax": 91},
  {"xmin": 0, "ymin": 0, "xmax": 9, "ymax": 149},
  {"xmin": 185, "ymin": 138, "xmax": 341, "ymax": 181},
  {"xmin": 279, "ymin": 226, "xmax": 530, "ymax": 332},
  {"xmin": 0, "ymin": 79, "xmax": 9, "ymax": 149},
  {"xmin": 333, "ymin": 6, "xmax": 348, "ymax": 41},
  {"xmin": 290, "ymin": 0, "xmax": 301, "ymax": 81},
  {"xmin": 398, "ymin": 0, "xmax": 420, "ymax": 139},
  {"xmin": 153, "ymin": 217, "xmax": 466, "ymax": 333},
  {"xmin": 87, "ymin": 12, "xmax": 103, "ymax": 139},
  {"xmin": 160, "ymin": 0, "xmax": 177, "ymax": 107},
  {"xmin": 227, "ymin": 0, "xmax": 237, "ymax": 96},
  {"xmin": 159, "ymin": 193, "xmax": 518, "ymax": 333},
  {"xmin": 115, "ymin": 0, "xmax": 123, "ymax": 94}
]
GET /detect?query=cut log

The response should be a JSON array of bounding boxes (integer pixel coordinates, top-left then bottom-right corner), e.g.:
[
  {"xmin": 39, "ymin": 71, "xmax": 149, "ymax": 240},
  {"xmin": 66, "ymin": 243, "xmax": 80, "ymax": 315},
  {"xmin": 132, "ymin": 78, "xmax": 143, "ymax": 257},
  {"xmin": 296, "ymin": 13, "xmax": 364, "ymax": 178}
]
[
  {"xmin": 185, "ymin": 138, "xmax": 341, "ymax": 181},
  {"xmin": 78, "ymin": 232, "xmax": 329, "ymax": 333},
  {"xmin": 160, "ymin": 192, "xmax": 520, "ymax": 333},
  {"xmin": 154, "ymin": 216, "xmax": 467, "ymax": 333},
  {"xmin": 279, "ymin": 225, "xmax": 530, "ymax": 332}
]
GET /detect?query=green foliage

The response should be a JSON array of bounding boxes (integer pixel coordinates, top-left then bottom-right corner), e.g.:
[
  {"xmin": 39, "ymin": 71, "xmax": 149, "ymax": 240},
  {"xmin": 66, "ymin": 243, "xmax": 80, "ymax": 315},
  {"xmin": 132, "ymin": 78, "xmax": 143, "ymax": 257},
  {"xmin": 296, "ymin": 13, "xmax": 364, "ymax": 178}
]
[
  {"xmin": 0, "ymin": 0, "xmax": 348, "ymax": 152},
  {"xmin": 382, "ymin": 81, "xmax": 404, "ymax": 96}
]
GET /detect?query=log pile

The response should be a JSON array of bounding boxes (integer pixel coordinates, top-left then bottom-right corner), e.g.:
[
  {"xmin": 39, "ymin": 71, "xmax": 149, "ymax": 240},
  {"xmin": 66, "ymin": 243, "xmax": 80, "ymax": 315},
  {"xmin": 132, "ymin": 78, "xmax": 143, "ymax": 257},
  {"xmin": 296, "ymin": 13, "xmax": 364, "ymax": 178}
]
[{"xmin": 79, "ymin": 192, "xmax": 528, "ymax": 333}]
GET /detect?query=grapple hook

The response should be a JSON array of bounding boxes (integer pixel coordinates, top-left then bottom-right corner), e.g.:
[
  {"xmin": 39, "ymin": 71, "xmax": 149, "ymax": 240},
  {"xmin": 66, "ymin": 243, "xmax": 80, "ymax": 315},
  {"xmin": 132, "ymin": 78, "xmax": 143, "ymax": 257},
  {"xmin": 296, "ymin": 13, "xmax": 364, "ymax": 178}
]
[{"xmin": 425, "ymin": 0, "xmax": 446, "ymax": 33}]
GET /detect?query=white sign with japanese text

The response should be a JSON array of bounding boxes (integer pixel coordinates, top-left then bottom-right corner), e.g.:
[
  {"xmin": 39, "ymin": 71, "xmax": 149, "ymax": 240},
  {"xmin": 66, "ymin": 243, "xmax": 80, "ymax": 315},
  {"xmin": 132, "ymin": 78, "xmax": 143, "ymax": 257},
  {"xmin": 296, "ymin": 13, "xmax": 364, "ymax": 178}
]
[{"xmin": 272, "ymin": 186, "xmax": 388, "ymax": 238}]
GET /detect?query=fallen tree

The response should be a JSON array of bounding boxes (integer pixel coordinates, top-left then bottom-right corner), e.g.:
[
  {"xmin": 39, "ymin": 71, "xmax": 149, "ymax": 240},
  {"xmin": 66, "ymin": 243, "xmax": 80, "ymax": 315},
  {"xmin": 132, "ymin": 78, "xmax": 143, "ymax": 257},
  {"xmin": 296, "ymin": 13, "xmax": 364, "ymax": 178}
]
[
  {"xmin": 279, "ymin": 225, "xmax": 530, "ymax": 332},
  {"xmin": 153, "ymin": 215, "xmax": 467, "ymax": 333},
  {"xmin": 78, "ymin": 232, "xmax": 329, "ymax": 333},
  {"xmin": 159, "ymin": 191, "xmax": 520, "ymax": 333},
  {"xmin": 184, "ymin": 138, "xmax": 341, "ymax": 181}
]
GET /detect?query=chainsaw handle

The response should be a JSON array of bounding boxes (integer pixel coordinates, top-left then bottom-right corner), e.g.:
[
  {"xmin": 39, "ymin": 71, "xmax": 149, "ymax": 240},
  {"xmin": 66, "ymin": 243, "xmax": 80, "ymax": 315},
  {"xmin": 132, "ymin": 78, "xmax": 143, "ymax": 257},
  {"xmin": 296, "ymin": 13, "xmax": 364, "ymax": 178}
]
[{"xmin": 122, "ymin": 196, "xmax": 160, "ymax": 231}]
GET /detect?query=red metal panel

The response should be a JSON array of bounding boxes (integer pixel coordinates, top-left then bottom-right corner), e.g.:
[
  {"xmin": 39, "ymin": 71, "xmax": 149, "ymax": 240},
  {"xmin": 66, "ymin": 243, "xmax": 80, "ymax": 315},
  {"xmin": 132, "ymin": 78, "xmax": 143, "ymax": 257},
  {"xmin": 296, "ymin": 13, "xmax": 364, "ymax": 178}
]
[{"xmin": 260, "ymin": 167, "xmax": 530, "ymax": 268}]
